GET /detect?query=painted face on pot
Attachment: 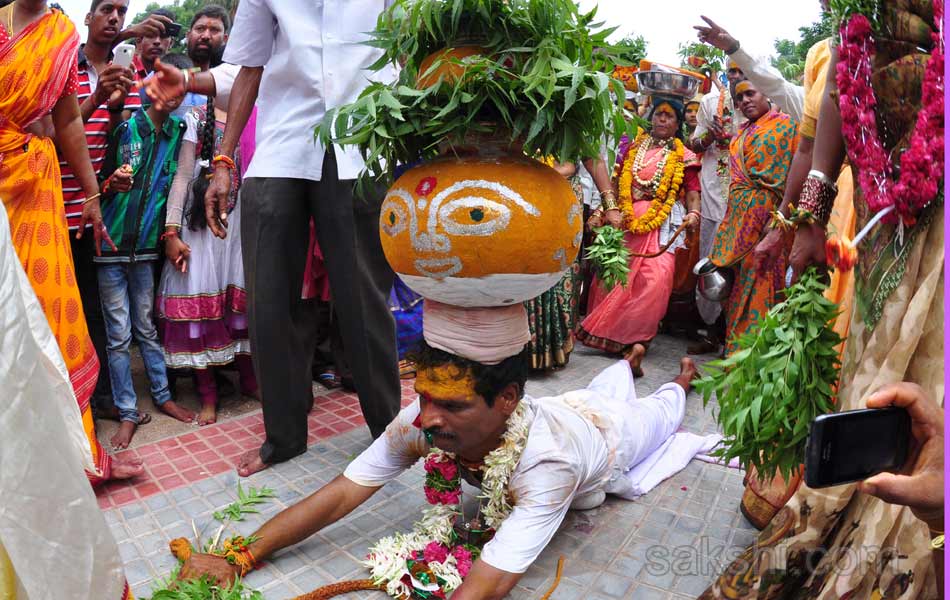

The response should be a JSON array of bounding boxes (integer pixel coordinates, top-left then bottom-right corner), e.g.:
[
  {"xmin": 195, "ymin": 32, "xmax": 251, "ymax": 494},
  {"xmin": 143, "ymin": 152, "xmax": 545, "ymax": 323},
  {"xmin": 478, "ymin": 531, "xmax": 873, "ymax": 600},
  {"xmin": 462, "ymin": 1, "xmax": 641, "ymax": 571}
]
[{"xmin": 380, "ymin": 155, "xmax": 581, "ymax": 307}]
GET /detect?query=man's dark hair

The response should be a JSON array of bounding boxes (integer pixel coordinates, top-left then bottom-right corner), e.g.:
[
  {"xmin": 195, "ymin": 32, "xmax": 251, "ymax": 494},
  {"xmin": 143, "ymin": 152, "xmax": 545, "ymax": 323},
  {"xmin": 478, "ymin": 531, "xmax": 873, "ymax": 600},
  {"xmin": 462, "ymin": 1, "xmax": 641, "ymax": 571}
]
[
  {"xmin": 149, "ymin": 7, "xmax": 175, "ymax": 21},
  {"xmin": 160, "ymin": 52, "xmax": 194, "ymax": 70},
  {"xmin": 88, "ymin": 0, "xmax": 106, "ymax": 12},
  {"xmin": 410, "ymin": 341, "xmax": 529, "ymax": 406},
  {"xmin": 190, "ymin": 4, "xmax": 231, "ymax": 32}
]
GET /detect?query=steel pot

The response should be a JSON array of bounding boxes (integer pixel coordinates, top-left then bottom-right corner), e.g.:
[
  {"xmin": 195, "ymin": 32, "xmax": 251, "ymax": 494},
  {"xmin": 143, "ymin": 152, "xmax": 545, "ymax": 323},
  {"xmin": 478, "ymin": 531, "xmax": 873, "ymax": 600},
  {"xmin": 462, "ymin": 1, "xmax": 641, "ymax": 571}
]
[{"xmin": 694, "ymin": 257, "xmax": 734, "ymax": 302}]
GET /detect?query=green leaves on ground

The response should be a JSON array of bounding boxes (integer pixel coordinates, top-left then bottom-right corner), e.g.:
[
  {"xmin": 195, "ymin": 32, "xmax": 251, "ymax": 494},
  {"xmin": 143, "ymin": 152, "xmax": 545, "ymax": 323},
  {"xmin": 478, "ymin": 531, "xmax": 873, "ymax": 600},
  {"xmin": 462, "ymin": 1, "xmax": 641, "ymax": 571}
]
[
  {"xmin": 212, "ymin": 483, "xmax": 276, "ymax": 523},
  {"xmin": 585, "ymin": 226, "xmax": 631, "ymax": 291},
  {"xmin": 148, "ymin": 569, "xmax": 263, "ymax": 600},
  {"xmin": 693, "ymin": 268, "xmax": 843, "ymax": 482},
  {"xmin": 315, "ymin": 0, "xmax": 637, "ymax": 188}
]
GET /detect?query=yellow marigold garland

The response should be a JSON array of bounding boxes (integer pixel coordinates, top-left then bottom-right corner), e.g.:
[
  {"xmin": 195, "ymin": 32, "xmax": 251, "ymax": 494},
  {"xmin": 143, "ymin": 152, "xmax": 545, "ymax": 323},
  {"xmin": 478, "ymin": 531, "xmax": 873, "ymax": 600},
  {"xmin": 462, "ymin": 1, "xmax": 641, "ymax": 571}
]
[{"xmin": 617, "ymin": 134, "xmax": 686, "ymax": 235}]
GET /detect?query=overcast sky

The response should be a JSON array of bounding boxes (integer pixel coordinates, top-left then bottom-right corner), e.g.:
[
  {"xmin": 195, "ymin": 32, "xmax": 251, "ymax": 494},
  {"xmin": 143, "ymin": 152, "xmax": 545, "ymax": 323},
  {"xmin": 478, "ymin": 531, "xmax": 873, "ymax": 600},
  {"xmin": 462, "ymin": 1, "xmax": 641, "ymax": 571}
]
[{"xmin": 56, "ymin": 0, "xmax": 823, "ymax": 65}]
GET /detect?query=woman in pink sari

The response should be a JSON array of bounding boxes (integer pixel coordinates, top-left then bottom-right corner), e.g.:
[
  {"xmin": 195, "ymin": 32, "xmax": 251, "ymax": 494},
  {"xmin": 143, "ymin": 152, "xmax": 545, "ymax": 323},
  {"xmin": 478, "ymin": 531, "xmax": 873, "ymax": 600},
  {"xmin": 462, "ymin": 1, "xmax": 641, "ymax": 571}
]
[{"xmin": 577, "ymin": 97, "xmax": 701, "ymax": 375}]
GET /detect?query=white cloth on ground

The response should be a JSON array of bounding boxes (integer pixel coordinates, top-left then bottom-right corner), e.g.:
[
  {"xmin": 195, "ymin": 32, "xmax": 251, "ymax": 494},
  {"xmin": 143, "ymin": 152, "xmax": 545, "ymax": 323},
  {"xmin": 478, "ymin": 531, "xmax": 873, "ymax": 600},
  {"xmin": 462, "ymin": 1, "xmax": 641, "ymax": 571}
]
[
  {"xmin": 343, "ymin": 359, "xmax": 720, "ymax": 574},
  {"xmin": 0, "ymin": 202, "xmax": 128, "ymax": 600}
]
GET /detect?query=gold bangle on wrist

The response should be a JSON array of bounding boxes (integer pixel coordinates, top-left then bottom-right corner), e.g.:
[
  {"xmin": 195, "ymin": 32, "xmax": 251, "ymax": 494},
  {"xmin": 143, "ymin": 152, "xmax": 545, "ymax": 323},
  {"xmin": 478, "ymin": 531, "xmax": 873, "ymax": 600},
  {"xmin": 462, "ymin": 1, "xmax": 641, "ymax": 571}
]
[
  {"xmin": 931, "ymin": 533, "xmax": 944, "ymax": 551},
  {"xmin": 600, "ymin": 190, "xmax": 619, "ymax": 211}
]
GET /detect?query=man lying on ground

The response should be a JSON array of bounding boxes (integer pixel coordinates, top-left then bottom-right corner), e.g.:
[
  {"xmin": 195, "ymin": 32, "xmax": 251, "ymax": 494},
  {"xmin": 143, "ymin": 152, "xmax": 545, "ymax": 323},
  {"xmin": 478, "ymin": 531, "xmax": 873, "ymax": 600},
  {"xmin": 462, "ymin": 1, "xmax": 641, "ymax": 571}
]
[{"xmin": 178, "ymin": 304, "xmax": 718, "ymax": 599}]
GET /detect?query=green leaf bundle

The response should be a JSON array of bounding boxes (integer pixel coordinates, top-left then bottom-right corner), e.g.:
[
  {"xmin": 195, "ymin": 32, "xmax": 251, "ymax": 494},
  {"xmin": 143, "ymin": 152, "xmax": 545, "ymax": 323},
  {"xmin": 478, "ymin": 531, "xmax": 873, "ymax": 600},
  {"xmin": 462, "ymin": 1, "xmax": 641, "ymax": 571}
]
[
  {"xmin": 693, "ymin": 268, "xmax": 843, "ymax": 482},
  {"xmin": 584, "ymin": 225, "xmax": 630, "ymax": 291},
  {"xmin": 147, "ymin": 569, "xmax": 263, "ymax": 600},
  {"xmin": 211, "ymin": 483, "xmax": 276, "ymax": 523},
  {"xmin": 315, "ymin": 0, "xmax": 636, "ymax": 188}
]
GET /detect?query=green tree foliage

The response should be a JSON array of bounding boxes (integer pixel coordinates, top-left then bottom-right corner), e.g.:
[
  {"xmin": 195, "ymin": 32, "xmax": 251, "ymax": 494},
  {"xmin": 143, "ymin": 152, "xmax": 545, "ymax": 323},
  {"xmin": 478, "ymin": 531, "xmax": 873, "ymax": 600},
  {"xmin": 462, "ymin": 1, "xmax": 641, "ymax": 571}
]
[
  {"xmin": 131, "ymin": 0, "xmax": 238, "ymax": 54},
  {"xmin": 770, "ymin": 13, "xmax": 834, "ymax": 82},
  {"xmin": 612, "ymin": 34, "xmax": 648, "ymax": 66}
]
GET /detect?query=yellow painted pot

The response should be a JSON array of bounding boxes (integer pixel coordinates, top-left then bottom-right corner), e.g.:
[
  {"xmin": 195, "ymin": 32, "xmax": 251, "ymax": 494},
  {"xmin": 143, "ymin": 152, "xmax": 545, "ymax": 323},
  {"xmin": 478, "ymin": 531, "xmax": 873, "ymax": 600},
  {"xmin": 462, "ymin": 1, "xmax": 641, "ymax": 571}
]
[
  {"xmin": 380, "ymin": 142, "xmax": 581, "ymax": 307},
  {"xmin": 416, "ymin": 46, "xmax": 486, "ymax": 89}
]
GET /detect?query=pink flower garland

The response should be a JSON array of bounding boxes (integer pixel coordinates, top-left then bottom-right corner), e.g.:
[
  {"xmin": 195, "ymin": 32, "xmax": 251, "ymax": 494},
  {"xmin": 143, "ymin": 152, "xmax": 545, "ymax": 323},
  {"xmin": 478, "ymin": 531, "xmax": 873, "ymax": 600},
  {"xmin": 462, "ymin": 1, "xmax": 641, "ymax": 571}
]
[{"xmin": 836, "ymin": 0, "xmax": 945, "ymax": 226}]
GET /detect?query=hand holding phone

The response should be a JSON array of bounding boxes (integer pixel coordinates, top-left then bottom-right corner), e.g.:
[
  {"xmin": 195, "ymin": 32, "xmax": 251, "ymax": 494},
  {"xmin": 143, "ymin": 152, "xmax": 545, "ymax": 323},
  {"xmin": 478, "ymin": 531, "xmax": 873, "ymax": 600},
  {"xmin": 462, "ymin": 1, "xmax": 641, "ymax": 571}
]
[
  {"xmin": 113, "ymin": 43, "xmax": 136, "ymax": 69},
  {"xmin": 856, "ymin": 383, "xmax": 944, "ymax": 531},
  {"xmin": 805, "ymin": 406, "xmax": 911, "ymax": 489},
  {"xmin": 163, "ymin": 22, "xmax": 183, "ymax": 39}
]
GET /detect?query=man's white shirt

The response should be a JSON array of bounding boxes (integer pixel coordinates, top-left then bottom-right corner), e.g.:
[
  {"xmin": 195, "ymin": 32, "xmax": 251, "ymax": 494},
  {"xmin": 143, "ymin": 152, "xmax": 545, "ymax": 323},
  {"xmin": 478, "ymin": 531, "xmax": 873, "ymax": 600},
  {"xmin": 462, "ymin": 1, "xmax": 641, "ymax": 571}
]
[
  {"xmin": 344, "ymin": 396, "xmax": 613, "ymax": 574},
  {"xmin": 222, "ymin": 0, "xmax": 397, "ymax": 181}
]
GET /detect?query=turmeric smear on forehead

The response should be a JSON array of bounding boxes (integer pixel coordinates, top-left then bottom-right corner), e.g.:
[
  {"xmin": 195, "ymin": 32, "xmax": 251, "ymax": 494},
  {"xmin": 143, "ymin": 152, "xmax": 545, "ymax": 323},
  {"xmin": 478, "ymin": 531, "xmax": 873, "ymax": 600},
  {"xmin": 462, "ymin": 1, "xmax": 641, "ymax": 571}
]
[{"xmin": 416, "ymin": 363, "xmax": 478, "ymax": 399}]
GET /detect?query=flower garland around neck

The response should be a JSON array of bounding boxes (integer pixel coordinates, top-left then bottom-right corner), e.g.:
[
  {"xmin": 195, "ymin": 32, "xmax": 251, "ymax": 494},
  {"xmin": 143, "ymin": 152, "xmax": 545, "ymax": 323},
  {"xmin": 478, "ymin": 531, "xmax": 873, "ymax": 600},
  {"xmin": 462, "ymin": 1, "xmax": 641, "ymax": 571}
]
[
  {"xmin": 365, "ymin": 402, "xmax": 531, "ymax": 600},
  {"xmin": 836, "ymin": 0, "xmax": 944, "ymax": 227},
  {"xmin": 616, "ymin": 133, "xmax": 685, "ymax": 234}
]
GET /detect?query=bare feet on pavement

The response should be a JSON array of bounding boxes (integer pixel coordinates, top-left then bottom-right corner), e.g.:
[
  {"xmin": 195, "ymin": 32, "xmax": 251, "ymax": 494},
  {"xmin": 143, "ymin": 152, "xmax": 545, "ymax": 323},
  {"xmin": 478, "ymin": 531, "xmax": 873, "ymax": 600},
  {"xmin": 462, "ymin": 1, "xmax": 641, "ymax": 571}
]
[
  {"xmin": 111, "ymin": 456, "xmax": 145, "ymax": 479},
  {"xmin": 236, "ymin": 448, "xmax": 270, "ymax": 477},
  {"xmin": 624, "ymin": 343, "xmax": 647, "ymax": 378},
  {"xmin": 672, "ymin": 357, "xmax": 699, "ymax": 393},
  {"xmin": 159, "ymin": 399, "xmax": 196, "ymax": 423},
  {"xmin": 198, "ymin": 404, "xmax": 217, "ymax": 426},
  {"xmin": 110, "ymin": 420, "xmax": 137, "ymax": 450}
]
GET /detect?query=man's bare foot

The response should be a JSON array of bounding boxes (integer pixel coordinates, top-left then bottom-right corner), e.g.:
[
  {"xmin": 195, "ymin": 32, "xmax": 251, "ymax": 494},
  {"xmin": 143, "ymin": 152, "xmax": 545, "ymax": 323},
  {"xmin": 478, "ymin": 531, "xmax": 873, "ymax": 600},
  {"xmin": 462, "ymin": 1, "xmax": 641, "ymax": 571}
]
[
  {"xmin": 672, "ymin": 357, "xmax": 699, "ymax": 393},
  {"xmin": 111, "ymin": 457, "xmax": 146, "ymax": 480},
  {"xmin": 624, "ymin": 343, "xmax": 647, "ymax": 378},
  {"xmin": 197, "ymin": 404, "xmax": 217, "ymax": 426},
  {"xmin": 236, "ymin": 448, "xmax": 270, "ymax": 477},
  {"xmin": 159, "ymin": 400, "xmax": 196, "ymax": 423},
  {"xmin": 110, "ymin": 420, "xmax": 137, "ymax": 450}
]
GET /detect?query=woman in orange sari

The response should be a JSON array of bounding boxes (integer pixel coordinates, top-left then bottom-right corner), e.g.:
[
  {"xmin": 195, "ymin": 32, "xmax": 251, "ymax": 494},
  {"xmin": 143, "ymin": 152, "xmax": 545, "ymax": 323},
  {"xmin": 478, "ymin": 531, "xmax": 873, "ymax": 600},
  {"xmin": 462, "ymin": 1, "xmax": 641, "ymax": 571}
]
[
  {"xmin": 0, "ymin": 0, "xmax": 140, "ymax": 483},
  {"xmin": 708, "ymin": 79, "xmax": 799, "ymax": 355}
]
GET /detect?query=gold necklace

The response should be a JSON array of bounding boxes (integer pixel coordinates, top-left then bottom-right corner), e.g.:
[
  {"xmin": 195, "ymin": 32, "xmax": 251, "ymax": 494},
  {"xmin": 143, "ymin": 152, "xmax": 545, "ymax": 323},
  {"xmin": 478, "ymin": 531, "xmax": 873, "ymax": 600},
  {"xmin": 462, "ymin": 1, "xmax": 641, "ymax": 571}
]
[{"xmin": 632, "ymin": 136, "xmax": 670, "ymax": 191}]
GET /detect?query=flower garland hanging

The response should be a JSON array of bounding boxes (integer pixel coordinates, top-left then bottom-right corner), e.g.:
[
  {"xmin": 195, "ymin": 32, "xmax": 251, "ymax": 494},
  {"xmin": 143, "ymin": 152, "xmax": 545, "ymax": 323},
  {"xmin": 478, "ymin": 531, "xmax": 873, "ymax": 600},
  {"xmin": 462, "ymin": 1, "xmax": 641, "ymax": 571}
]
[
  {"xmin": 616, "ymin": 133, "xmax": 686, "ymax": 234},
  {"xmin": 365, "ymin": 402, "xmax": 530, "ymax": 600},
  {"xmin": 835, "ymin": 0, "xmax": 944, "ymax": 227}
]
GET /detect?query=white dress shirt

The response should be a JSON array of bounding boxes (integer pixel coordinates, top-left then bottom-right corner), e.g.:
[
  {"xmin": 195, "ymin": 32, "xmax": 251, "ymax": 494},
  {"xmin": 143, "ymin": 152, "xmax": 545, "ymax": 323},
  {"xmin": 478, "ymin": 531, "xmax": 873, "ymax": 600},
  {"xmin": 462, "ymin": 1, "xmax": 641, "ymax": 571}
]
[
  {"xmin": 222, "ymin": 0, "xmax": 396, "ymax": 181},
  {"xmin": 728, "ymin": 47, "xmax": 804, "ymax": 122}
]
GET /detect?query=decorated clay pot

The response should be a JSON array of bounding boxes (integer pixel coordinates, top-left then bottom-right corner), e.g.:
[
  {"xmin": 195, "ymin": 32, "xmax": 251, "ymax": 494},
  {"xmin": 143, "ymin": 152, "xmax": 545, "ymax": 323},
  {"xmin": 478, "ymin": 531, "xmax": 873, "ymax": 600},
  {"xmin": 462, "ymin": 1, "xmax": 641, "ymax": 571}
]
[
  {"xmin": 416, "ymin": 45, "xmax": 486, "ymax": 88},
  {"xmin": 380, "ymin": 138, "xmax": 581, "ymax": 307},
  {"xmin": 686, "ymin": 56, "xmax": 707, "ymax": 68}
]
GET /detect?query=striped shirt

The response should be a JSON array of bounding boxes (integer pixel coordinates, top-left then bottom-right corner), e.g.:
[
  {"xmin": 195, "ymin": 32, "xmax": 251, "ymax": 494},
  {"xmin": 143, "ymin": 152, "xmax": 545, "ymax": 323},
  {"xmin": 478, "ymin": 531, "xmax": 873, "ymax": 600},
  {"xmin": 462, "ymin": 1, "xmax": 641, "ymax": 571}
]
[{"xmin": 60, "ymin": 46, "xmax": 142, "ymax": 231}]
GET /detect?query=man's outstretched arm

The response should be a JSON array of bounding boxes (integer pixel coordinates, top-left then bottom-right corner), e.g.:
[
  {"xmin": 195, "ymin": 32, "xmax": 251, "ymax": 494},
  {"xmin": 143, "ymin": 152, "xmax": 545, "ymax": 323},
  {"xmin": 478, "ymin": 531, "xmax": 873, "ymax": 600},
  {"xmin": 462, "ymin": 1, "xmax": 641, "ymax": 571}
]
[{"xmin": 178, "ymin": 474, "xmax": 380, "ymax": 584}]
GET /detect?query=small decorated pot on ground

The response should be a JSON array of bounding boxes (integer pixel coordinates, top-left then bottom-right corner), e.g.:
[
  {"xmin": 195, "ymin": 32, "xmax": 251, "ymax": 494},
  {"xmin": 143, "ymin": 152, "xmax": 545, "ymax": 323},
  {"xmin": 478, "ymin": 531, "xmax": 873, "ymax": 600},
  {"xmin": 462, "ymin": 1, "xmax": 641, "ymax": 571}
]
[{"xmin": 380, "ymin": 138, "xmax": 581, "ymax": 307}]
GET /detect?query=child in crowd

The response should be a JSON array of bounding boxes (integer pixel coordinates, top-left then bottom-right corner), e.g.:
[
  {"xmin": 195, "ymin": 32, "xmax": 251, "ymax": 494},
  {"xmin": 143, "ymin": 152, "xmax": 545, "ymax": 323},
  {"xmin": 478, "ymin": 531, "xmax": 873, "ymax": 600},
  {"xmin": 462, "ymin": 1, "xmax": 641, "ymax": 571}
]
[
  {"xmin": 95, "ymin": 92, "xmax": 194, "ymax": 449},
  {"xmin": 156, "ymin": 94, "xmax": 258, "ymax": 426}
]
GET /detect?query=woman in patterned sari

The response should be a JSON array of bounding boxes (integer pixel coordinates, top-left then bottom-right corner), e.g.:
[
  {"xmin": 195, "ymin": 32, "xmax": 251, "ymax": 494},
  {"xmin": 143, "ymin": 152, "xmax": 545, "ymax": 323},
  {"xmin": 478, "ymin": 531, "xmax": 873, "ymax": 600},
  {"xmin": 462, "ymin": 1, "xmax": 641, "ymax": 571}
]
[
  {"xmin": 700, "ymin": 1, "xmax": 943, "ymax": 596},
  {"xmin": 0, "ymin": 0, "xmax": 140, "ymax": 483},
  {"xmin": 524, "ymin": 160, "xmax": 583, "ymax": 371},
  {"xmin": 709, "ymin": 79, "xmax": 798, "ymax": 355}
]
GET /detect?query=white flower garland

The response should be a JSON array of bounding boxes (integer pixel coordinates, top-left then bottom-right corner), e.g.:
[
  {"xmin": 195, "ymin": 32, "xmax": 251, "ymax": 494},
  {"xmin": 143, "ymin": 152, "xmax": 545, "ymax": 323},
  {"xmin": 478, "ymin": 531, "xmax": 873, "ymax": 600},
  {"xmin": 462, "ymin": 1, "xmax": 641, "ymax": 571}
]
[{"xmin": 365, "ymin": 402, "xmax": 531, "ymax": 599}]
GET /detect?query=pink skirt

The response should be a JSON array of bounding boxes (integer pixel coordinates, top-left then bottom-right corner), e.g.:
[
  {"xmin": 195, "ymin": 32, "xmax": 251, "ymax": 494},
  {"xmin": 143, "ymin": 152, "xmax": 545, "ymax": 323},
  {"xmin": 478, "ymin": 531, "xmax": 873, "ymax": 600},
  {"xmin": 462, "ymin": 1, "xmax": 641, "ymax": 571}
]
[{"xmin": 576, "ymin": 203, "xmax": 675, "ymax": 353}]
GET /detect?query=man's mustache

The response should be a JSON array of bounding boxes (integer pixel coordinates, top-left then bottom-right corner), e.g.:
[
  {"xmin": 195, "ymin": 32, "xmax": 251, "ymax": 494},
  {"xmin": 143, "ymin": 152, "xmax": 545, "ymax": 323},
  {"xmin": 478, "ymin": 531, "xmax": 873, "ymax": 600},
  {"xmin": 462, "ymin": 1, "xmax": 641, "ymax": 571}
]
[{"xmin": 424, "ymin": 428, "xmax": 456, "ymax": 440}]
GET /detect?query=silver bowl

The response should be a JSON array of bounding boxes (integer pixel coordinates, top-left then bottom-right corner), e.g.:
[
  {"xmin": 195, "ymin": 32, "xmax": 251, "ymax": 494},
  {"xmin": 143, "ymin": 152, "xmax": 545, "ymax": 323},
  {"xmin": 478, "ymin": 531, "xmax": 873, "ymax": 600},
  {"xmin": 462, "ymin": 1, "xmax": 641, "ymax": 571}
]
[
  {"xmin": 694, "ymin": 257, "xmax": 734, "ymax": 302},
  {"xmin": 636, "ymin": 71, "xmax": 701, "ymax": 98}
]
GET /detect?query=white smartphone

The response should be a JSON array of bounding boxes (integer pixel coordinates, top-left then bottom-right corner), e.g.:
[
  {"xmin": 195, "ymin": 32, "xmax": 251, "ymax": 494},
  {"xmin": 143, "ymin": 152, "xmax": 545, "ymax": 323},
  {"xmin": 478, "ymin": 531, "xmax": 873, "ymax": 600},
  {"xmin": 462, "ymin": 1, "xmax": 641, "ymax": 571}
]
[{"xmin": 113, "ymin": 43, "xmax": 136, "ymax": 69}]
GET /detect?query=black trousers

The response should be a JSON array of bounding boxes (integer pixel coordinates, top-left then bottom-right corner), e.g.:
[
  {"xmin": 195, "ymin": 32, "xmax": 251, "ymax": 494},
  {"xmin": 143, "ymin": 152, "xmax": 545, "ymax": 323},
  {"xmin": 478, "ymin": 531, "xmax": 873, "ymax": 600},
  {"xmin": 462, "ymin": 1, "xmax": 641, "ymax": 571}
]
[
  {"xmin": 241, "ymin": 150, "xmax": 400, "ymax": 464},
  {"xmin": 70, "ymin": 228, "xmax": 113, "ymax": 404}
]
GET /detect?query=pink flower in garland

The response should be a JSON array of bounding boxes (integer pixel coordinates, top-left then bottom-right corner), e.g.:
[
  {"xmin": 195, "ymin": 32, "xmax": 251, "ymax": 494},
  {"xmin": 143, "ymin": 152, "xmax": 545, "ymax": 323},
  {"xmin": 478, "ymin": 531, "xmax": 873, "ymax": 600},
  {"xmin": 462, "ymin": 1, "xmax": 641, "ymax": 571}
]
[
  {"xmin": 423, "ymin": 541, "xmax": 450, "ymax": 564},
  {"xmin": 424, "ymin": 454, "xmax": 456, "ymax": 477},
  {"xmin": 452, "ymin": 546, "xmax": 474, "ymax": 577},
  {"xmin": 423, "ymin": 486, "xmax": 461, "ymax": 505},
  {"xmin": 836, "ymin": 3, "xmax": 944, "ymax": 226}
]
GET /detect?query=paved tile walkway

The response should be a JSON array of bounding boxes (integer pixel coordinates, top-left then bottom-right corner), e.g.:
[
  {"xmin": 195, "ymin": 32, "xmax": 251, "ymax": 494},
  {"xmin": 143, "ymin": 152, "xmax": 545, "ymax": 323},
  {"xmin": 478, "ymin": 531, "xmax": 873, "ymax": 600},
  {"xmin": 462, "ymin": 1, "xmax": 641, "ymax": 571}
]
[{"xmin": 102, "ymin": 335, "xmax": 756, "ymax": 600}]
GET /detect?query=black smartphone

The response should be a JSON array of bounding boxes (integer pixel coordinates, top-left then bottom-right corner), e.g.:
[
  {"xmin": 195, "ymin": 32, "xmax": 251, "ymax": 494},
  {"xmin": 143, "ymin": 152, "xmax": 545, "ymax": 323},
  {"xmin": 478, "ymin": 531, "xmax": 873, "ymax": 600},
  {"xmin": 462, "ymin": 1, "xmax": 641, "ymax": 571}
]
[
  {"xmin": 163, "ymin": 22, "xmax": 183, "ymax": 39},
  {"xmin": 804, "ymin": 407, "xmax": 911, "ymax": 489}
]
